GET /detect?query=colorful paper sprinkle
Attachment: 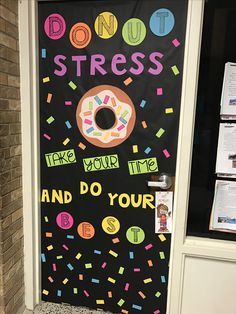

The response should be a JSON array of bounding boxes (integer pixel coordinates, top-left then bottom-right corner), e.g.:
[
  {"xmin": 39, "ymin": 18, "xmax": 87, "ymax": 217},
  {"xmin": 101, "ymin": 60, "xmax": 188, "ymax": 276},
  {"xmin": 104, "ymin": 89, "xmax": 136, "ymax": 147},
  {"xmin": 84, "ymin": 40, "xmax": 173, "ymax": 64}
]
[
  {"xmin": 144, "ymin": 147, "xmax": 152, "ymax": 155},
  {"xmin": 41, "ymin": 253, "xmax": 46, "ymax": 262},
  {"xmin": 159, "ymin": 251, "xmax": 165, "ymax": 259},
  {"xmin": 142, "ymin": 121, "xmax": 147, "ymax": 128},
  {"xmin": 155, "ymin": 291, "xmax": 162, "ymax": 298},
  {"xmin": 68, "ymin": 81, "xmax": 77, "ymax": 90},
  {"xmin": 43, "ymin": 77, "xmax": 50, "ymax": 83},
  {"xmin": 148, "ymin": 260, "xmax": 153, "ymax": 267},
  {"xmin": 41, "ymin": 48, "xmax": 46, "ymax": 58},
  {"xmin": 96, "ymin": 300, "xmax": 105, "ymax": 305},
  {"xmin": 85, "ymin": 263, "xmax": 92, "ymax": 269},
  {"xmin": 119, "ymin": 267, "xmax": 125, "ymax": 275},
  {"xmin": 47, "ymin": 245, "xmax": 53, "ymax": 251},
  {"xmin": 171, "ymin": 65, "xmax": 180, "ymax": 75},
  {"xmin": 43, "ymin": 133, "xmax": 51, "ymax": 140},
  {"xmin": 91, "ymin": 278, "xmax": 100, "ymax": 284},
  {"xmin": 172, "ymin": 38, "xmax": 180, "ymax": 47},
  {"xmin": 63, "ymin": 138, "xmax": 70, "ymax": 146},
  {"xmin": 138, "ymin": 291, "xmax": 146, "ymax": 299},
  {"xmin": 112, "ymin": 237, "xmax": 120, "ymax": 244},
  {"xmin": 83, "ymin": 290, "xmax": 89, "ymax": 297},
  {"xmin": 165, "ymin": 107, "xmax": 174, "ymax": 114},
  {"xmin": 109, "ymin": 250, "xmax": 118, "ymax": 258},
  {"xmin": 125, "ymin": 283, "xmax": 130, "ymax": 291},
  {"xmin": 158, "ymin": 234, "xmax": 166, "ymax": 242},
  {"xmin": 156, "ymin": 128, "xmax": 165, "ymax": 138},
  {"xmin": 57, "ymin": 290, "xmax": 62, "ymax": 297},
  {"xmin": 132, "ymin": 304, "xmax": 142, "ymax": 311},
  {"xmin": 47, "ymin": 93, "xmax": 52, "ymax": 103},
  {"xmin": 65, "ymin": 101, "xmax": 72, "ymax": 106},
  {"xmin": 163, "ymin": 149, "xmax": 171, "ymax": 158},
  {"xmin": 67, "ymin": 263, "xmax": 74, "ymax": 270},
  {"xmin": 140, "ymin": 100, "xmax": 147, "ymax": 108},
  {"xmin": 129, "ymin": 251, "xmax": 134, "ymax": 259},
  {"xmin": 78, "ymin": 142, "xmax": 86, "ymax": 150},
  {"xmin": 145, "ymin": 243, "xmax": 153, "ymax": 250},
  {"xmin": 143, "ymin": 278, "xmax": 152, "ymax": 284},
  {"xmin": 104, "ymin": 95, "xmax": 110, "ymax": 104},
  {"xmin": 124, "ymin": 77, "xmax": 133, "ymax": 86},
  {"xmin": 118, "ymin": 299, "xmax": 125, "ymax": 307},
  {"xmin": 94, "ymin": 250, "xmax": 102, "ymax": 255},
  {"xmin": 46, "ymin": 116, "xmax": 55, "ymax": 124},
  {"xmin": 156, "ymin": 88, "xmax": 163, "ymax": 95},
  {"xmin": 107, "ymin": 277, "xmax": 116, "ymax": 284},
  {"xmin": 132, "ymin": 145, "xmax": 138, "ymax": 153},
  {"xmin": 94, "ymin": 95, "xmax": 102, "ymax": 105},
  {"xmin": 161, "ymin": 275, "xmax": 166, "ymax": 283},
  {"xmin": 42, "ymin": 289, "xmax": 49, "ymax": 295},
  {"xmin": 65, "ymin": 120, "xmax": 72, "ymax": 129},
  {"xmin": 75, "ymin": 252, "xmax": 82, "ymax": 260}
]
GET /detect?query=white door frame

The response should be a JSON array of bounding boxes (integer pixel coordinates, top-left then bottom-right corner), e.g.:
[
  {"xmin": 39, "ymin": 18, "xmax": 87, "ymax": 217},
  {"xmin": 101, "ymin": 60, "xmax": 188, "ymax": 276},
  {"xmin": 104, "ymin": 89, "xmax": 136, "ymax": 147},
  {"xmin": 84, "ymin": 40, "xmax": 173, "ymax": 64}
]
[{"xmin": 19, "ymin": 0, "xmax": 209, "ymax": 311}]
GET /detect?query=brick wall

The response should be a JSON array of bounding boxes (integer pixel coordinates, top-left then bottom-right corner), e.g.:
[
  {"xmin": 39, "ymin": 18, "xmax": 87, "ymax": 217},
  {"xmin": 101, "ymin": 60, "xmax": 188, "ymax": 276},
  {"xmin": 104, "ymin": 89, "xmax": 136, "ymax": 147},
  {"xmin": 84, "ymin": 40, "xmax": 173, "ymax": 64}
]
[{"xmin": 0, "ymin": 0, "xmax": 25, "ymax": 313}]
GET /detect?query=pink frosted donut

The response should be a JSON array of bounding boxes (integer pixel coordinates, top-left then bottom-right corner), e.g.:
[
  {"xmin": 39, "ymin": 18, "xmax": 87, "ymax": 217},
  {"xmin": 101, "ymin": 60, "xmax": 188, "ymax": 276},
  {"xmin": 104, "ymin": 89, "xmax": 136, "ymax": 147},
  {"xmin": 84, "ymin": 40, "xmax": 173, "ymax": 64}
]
[{"xmin": 76, "ymin": 85, "xmax": 136, "ymax": 148}]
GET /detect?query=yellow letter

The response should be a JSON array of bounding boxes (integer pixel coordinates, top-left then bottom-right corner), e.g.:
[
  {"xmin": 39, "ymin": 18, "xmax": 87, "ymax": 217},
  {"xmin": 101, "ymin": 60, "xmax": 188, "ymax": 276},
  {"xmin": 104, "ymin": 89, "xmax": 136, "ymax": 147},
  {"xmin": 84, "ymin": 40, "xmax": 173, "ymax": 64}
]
[
  {"xmin": 64, "ymin": 191, "xmax": 72, "ymax": 203},
  {"xmin": 142, "ymin": 194, "xmax": 155, "ymax": 209},
  {"xmin": 52, "ymin": 189, "xmax": 63, "ymax": 204},
  {"xmin": 108, "ymin": 193, "xmax": 118, "ymax": 205},
  {"xmin": 118, "ymin": 193, "xmax": 130, "ymax": 208},
  {"xmin": 90, "ymin": 182, "xmax": 102, "ymax": 196},
  {"xmin": 41, "ymin": 189, "xmax": 50, "ymax": 202},
  {"xmin": 80, "ymin": 181, "xmax": 88, "ymax": 194}
]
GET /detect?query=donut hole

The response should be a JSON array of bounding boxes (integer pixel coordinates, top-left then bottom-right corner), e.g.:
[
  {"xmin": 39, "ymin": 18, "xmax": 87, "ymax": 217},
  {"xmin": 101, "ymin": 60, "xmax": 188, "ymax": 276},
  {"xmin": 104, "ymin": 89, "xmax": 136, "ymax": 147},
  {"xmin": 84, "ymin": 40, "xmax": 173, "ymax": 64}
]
[{"xmin": 95, "ymin": 107, "xmax": 116, "ymax": 130}]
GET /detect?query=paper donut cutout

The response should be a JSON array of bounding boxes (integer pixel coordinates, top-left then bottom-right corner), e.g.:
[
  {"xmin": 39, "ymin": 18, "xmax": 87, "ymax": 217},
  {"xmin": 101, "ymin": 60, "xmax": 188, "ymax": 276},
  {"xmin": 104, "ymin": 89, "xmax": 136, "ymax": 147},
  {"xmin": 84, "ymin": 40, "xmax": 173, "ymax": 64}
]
[{"xmin": 76, "ymin": 85, "xmax": 136, "ymax": 148}]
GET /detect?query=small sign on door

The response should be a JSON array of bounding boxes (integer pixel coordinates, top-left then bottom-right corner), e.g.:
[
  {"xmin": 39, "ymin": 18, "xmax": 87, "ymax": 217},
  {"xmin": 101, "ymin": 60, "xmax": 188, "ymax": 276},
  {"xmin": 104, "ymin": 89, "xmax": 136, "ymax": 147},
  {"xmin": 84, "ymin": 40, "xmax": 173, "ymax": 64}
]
[{"xmin": 155, "ymin": 191, "xmax": 173, "ymax": 233}]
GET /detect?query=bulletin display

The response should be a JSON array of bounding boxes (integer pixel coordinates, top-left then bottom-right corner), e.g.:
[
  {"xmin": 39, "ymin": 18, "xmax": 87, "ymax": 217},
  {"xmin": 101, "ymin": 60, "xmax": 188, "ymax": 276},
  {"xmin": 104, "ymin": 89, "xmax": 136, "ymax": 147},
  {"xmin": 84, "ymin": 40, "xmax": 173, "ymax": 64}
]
[{"xmin": 38, "ymin": 1, "xmax": 188, "ymax": 313}]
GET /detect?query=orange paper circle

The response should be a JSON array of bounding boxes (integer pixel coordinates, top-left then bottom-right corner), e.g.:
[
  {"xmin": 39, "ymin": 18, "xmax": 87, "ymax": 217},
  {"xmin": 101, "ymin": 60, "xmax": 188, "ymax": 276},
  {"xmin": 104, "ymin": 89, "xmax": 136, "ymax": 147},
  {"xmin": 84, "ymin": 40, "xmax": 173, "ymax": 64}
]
[
  {"xmin": 69, "ymin": 22, "xmax": 92, "ymax": 49},
  {"xmin": 77, "ymin": 222, "xmax": 95, "ymax": 239}
]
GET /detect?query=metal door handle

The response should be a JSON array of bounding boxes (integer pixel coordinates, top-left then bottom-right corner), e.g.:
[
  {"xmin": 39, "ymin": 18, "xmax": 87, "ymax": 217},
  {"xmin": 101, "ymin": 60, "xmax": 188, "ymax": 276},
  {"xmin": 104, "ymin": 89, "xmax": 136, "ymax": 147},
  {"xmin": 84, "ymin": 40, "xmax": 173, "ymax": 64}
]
[{"xmin": 147, "ymin": 173, "xmax": 172, "ymax": 190}]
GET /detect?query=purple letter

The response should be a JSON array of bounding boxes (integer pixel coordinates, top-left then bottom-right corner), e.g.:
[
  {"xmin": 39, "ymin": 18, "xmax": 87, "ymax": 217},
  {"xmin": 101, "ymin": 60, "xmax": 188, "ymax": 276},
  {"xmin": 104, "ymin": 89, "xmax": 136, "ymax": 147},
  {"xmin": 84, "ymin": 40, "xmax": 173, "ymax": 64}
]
[
  {"xmin": 111, "ymin": 54, "xmax": 127, "ymax": 75},
  {"xmin": 130, "ymin": 52, "xmax": 145, "ymax": 75},
  {"xmin": 90, "ymin": 54, "xmax": 107, "ymax": 75},
  {"xmin": 72, "ymin": 55, "xmax": 87, "ymax": 76},
  {"xmin": 54, "ymin": 55, "xmax": 67, "ymax": 76},
  {"xmin": 148, "ymin": 52, "xmax": 163, "ymax": 75}
]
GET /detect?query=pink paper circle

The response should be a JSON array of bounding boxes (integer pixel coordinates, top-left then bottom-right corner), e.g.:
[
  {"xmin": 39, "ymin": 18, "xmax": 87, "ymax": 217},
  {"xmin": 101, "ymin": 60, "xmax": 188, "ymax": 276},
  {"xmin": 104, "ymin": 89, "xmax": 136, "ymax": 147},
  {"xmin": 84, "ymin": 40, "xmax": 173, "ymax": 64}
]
[
  {"xmin": 56, "ymin": 212, "xmax": 74, "ymax": 229},
  {"xmin": 44, "ymin": 13, "xmax": 66, "ymax": 40}
]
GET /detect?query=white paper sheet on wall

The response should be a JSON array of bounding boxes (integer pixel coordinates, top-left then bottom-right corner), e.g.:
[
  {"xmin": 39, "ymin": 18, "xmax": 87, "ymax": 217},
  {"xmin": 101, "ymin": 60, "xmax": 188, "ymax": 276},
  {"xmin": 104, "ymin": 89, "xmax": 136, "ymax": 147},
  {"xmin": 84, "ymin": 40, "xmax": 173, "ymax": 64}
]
[
  {"xmin": 209, "ymin": 180, "xmax": 236, "ymax": 233},
  {"xmin": 215, "ymin": 123, "xmax": 236, "ymax": 177},
  {"xmin": 220, "ymin": 62, "xmax": 236, "ymax": 119}
]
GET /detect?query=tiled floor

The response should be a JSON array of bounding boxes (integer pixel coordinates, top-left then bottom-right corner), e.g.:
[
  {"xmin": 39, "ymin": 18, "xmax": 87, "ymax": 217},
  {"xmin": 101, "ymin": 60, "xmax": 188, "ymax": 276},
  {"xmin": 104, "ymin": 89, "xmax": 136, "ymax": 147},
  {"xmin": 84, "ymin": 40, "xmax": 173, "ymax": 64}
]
[{"xmin": 33, "ymin": 302, "xmax": 112, "ymax": 313}]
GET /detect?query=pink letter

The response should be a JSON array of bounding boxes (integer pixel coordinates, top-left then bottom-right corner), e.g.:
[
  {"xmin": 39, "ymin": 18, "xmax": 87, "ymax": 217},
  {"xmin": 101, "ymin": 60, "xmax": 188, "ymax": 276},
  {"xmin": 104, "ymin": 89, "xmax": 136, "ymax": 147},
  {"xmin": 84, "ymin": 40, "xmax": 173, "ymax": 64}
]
[
  {"xmin": 72, "ymin": 55, "xmax": 87, "ymax": 76},
  {"xmin": 148, "ymin": 52, "xmax": 163, "ymax": 75},
  {"xmin": 130, "ymin": 52, "xmax": 145, "ymax": 75},
  {"xmin": 90, "ymin": 54, "xmax": 107, "ymax": 75},
  {"xmin": 111, "ymin": 54, "xmax": 127, "ymax": 75},
  {"xmin": 54, "ymin": 55, "xmax": 67, "ymax": 76}
]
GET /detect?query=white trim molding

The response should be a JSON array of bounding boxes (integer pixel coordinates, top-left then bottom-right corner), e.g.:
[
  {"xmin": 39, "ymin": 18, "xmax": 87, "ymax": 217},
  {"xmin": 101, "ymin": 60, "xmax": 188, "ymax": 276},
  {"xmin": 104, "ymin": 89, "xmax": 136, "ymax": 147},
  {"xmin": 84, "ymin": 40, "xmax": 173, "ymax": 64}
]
[
  {"xmin": 167, "ymin": 0, "xmax": 205, "ymax": 313},
  {"xmin": 19, "ymin": 0, "xmax": 40, "ymax": 310}
]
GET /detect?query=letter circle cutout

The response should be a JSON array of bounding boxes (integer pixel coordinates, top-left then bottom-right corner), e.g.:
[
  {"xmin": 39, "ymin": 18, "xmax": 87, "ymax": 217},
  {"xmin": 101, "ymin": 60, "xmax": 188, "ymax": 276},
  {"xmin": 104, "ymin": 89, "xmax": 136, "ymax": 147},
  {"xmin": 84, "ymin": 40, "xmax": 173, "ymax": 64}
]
[{"xmin": 76, "ymin": 85, "xmax": 136, "ymax": 148}]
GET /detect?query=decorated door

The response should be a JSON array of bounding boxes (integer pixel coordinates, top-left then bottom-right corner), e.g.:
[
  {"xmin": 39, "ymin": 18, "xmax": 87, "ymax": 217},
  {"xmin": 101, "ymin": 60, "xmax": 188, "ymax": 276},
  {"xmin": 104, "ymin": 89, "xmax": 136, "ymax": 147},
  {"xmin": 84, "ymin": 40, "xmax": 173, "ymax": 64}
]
[{"xmin": 39, "ymin": 1, "xmax": 188, "ymax": 313}]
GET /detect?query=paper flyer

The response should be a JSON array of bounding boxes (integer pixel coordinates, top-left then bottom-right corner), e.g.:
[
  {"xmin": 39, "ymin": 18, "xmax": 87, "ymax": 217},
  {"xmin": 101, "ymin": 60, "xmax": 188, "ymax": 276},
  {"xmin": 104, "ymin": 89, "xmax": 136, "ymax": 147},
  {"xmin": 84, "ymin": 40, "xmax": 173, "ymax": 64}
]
[
  {"xmin": 220, "ymin": 62, "xmax": 236, "ymax": 119},
  {"xmin": 155, "ymin": 191, "xmax": 173, "ymax": 233},
  {"xmin": 215, "ymin": 123, "xmax": 236, "ymax": 177},
  {"xmin": 209, "ymin": 180, "xmax": 236, "ymax": 233}
]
